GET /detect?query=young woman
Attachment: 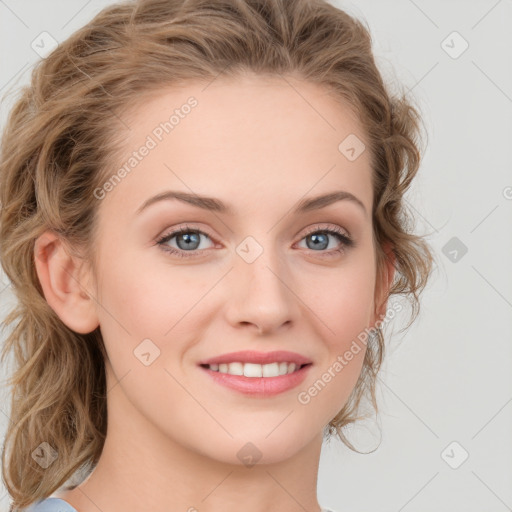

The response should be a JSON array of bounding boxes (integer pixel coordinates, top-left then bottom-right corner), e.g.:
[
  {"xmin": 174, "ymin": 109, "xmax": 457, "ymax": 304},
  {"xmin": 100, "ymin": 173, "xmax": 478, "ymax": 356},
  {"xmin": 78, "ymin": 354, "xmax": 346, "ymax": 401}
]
[{"xmin": 0, "ymin": 1, "xmax": 434, "ymax": 511}]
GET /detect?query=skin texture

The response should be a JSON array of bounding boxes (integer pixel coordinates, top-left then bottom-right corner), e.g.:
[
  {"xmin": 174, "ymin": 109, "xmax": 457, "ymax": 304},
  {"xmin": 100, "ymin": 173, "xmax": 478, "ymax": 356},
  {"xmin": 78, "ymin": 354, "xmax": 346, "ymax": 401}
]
[{"xmin": 34, "ymin": 73, "xmax": 395, "ymax": 512}]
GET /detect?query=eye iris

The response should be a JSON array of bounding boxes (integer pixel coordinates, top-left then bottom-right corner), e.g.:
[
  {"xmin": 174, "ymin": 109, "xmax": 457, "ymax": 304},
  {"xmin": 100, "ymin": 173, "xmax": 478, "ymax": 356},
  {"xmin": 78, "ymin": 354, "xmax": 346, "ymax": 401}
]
[
  {"xmin": 177, "ymin": 232, "xmax": 200, "ymax": 250},
  {"xmin": 307, "ymin": 232, "xmax": 328, "ymax": 250}
]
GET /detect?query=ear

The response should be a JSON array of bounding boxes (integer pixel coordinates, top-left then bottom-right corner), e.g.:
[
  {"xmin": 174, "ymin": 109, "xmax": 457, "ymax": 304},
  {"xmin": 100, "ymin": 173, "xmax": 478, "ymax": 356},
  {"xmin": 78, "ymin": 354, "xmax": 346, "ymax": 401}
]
[
  {"xmin": 34, "ymin": 230, "xmax": 99, "ymax": 334},
  {"xmin": 370, "ymin": 241, "xmax": 396, "ymax": 329}
]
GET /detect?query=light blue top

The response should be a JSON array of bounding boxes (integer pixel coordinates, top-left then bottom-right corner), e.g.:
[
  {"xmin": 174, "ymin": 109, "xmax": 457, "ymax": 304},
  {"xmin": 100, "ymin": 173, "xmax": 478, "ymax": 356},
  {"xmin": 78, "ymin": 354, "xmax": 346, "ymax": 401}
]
[
  {"xmin": 22, "ymin": 497, "xmax": 337, "ymax": 512},
  {"xmin": 21, "ymin": 498, "xmax": 78, "ymax": 512}
]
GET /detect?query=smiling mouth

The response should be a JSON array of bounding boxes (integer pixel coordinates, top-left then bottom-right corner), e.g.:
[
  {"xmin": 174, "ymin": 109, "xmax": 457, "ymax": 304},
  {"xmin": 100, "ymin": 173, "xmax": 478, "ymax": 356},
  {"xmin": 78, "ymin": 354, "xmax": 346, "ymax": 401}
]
[{"xmin": 199, "ymin": 362, "xmax": 312, "ymax": 377}]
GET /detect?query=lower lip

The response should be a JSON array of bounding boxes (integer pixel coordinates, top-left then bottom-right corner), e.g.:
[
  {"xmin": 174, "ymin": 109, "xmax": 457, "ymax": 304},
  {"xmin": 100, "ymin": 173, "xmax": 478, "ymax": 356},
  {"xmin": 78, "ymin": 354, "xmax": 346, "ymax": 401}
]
[{"xmin": 199, "ymin": 364, "xmax": 312, "ymax": 396}]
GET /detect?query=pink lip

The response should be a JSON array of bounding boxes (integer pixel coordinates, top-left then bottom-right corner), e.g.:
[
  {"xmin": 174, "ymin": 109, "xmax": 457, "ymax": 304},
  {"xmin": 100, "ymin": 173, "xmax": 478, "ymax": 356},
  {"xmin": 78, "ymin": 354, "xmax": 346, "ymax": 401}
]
[
  {"xmin": 199, "ymin": 363, "xmax": 312, "ymax": 397},
  {"xmin": 198, "ymin": 350, "xmax": 312, "ymax": 366}
]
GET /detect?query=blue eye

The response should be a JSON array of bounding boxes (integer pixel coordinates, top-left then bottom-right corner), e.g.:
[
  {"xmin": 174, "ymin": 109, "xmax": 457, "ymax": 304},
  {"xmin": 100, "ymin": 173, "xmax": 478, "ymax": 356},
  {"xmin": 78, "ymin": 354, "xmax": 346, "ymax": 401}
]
[
  {"xmin": 155, "ymin": 224, "xmax": 354, "ymax": 259},
  {"xmin": 156, "ymin": 225, "xmax": 214, "ymax": 258},
  {"xmin": 298, "ymin": 225, "xmax": 355, "ymax": 258}
]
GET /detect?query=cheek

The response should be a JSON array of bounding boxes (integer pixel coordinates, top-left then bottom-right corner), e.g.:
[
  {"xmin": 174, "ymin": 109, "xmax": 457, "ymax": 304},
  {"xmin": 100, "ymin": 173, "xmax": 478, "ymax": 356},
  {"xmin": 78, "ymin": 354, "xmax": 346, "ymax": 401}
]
[
  {"xmin": 297, "ymin": 255, "xmax": 375, "ymax": 406},
  {"xmin": 304, "ymin": 256, "xmax": 376, "ymax": 343},
  {"xmin": 297, "ymin": 272, "xmax": 373, "ymax": 417},
  {"xmin": 96, "ymin": 242, "xmax": 199, "ymax": 327},
  {"xmin": 94, "ymin": 250, "xmax": 213, "ymax": 367},
  {"xmin": 331, "ymin": 278, "xmax": 375, "ymax": 344}
]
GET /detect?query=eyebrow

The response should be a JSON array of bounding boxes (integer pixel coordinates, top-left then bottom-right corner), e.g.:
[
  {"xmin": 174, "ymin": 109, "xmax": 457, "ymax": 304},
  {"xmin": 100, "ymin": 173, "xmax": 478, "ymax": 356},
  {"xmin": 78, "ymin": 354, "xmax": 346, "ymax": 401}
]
[{"xmin": 135, "ymin": 189, "xmax": 367, "ymax": 217}]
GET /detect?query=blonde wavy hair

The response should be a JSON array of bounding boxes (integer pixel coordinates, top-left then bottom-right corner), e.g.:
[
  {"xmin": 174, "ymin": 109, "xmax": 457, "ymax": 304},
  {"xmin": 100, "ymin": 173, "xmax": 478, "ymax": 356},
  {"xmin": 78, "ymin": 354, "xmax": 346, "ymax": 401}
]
[{"xmin": 0, "ymin": 0, "xmax": 435, "ymax": 509}]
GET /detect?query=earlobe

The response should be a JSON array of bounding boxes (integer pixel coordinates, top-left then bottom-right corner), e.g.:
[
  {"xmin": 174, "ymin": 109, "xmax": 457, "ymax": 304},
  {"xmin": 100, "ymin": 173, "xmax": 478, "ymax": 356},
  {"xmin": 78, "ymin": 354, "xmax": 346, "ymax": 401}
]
[{"xmin": 34, "ymin": 231, "xmax": 100, "ymax": 334}]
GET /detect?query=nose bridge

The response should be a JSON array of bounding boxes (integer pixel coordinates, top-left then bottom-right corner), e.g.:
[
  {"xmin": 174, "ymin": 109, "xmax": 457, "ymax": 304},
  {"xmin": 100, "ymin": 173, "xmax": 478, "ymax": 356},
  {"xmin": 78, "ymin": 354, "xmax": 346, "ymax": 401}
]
[{"xmin": 225, "ymin": 232, "xmax": 298, "ymax": 333}]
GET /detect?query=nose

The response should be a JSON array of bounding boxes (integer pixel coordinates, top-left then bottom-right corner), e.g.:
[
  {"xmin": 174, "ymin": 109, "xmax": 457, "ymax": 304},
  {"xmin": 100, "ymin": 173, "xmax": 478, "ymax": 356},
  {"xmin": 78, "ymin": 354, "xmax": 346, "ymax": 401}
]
[{"xmin": 224, "ymin": 246, "xmax": 300, "ymax": 336}]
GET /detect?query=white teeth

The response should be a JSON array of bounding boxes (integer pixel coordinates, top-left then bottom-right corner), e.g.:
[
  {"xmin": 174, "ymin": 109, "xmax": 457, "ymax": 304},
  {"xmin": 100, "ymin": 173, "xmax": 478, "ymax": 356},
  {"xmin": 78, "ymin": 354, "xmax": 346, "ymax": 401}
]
[
  {"xmin": 207, "ymin": 361, "xmax": 302, "ymax": 377},
  {"xmin": 262, "ymin": 362, "xmax": 279, "ymax": 377},
  {"xmin": 227, "ymin": 362, "xmax": 243, "ymax": 375},
  {"xmin": 244, "ymin": 363, "xmax": 262, "ymax": 377}
]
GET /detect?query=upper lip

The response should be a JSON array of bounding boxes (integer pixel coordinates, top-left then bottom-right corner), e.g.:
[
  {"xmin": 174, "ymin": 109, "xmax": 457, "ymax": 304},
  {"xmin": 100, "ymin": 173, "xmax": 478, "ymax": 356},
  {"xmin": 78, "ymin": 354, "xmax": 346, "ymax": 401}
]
[{"xmin": 198, "ymin": 350, "xmax": 312, "ymax": 366}]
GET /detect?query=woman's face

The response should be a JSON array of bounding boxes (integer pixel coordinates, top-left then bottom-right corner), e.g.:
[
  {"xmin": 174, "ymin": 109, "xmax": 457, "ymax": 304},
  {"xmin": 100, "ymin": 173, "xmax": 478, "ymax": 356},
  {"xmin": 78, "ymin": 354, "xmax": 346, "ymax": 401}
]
[{"xmin": 88, "ymin": 73, "xmax": 383, "ymax": 465}]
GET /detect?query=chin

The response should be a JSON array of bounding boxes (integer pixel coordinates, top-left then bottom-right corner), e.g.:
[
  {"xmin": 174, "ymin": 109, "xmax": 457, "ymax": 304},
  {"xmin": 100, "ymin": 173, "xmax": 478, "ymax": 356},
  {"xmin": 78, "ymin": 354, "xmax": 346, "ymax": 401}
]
[{"xmin": 193, "ymin": 427, "xmax": 317, "ymax": 467}]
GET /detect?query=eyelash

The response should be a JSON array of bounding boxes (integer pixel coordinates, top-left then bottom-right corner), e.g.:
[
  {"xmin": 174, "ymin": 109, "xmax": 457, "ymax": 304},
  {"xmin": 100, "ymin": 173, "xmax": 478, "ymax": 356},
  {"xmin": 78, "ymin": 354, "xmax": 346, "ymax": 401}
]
[{"xmin": 155, "ymin": 223, "xmax": 355, "ymax": 259}]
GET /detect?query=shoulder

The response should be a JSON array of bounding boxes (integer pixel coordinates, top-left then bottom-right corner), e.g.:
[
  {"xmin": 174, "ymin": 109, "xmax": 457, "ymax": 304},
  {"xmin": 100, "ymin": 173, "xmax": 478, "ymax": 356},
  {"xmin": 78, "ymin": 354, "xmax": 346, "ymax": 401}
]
[{"xmin": 21, "ymin": 498, "xmax": 78, "ymax": 512}]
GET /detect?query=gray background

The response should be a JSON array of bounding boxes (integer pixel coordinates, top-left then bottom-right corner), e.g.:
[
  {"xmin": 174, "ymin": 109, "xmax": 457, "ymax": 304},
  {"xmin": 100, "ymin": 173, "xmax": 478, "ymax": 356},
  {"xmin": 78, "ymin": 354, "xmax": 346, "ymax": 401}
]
[{"xmin": 0, "ymin": 1, "xmax": 511, "ymax": 511}]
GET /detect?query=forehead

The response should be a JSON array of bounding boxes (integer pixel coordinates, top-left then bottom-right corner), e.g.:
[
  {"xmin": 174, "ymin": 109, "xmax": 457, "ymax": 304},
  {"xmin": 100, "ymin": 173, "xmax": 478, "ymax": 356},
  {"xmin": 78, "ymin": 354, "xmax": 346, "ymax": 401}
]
[
  {"xmin": 100, "ymin": 74, "xmax": 373, "ymax": 220},
  {"xmin": 124, "ymin": 73, "xmax": 365, "ymax": 143}
]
